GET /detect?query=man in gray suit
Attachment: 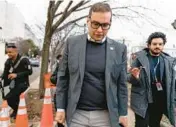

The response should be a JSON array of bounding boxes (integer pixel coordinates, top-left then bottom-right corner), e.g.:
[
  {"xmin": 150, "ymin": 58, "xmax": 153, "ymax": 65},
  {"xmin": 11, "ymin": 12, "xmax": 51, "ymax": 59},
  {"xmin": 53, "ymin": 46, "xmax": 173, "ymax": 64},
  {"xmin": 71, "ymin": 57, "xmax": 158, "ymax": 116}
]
[
  {"xmin": 128, "ymin": 32, "xmax": 176, "ymax": 127},
  {"xmin": 55, "ymin": 2, "xmax": 128, "ymax": 127}
]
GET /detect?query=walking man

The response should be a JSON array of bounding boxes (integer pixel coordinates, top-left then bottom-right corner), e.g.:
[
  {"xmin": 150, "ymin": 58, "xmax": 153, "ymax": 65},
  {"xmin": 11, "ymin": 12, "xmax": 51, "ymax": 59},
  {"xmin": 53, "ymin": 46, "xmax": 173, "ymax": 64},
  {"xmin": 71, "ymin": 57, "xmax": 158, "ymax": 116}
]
[
  {"xmin": 128, "ymin": 32, "xmax": 176, "ymax": 127},
  {"xmin": 0, "ymin": 43, "xmax": 32, "ymax": 119},
  {"xmin": 55, "ymin": 2, "xmax": 128, "ymax": 127}
]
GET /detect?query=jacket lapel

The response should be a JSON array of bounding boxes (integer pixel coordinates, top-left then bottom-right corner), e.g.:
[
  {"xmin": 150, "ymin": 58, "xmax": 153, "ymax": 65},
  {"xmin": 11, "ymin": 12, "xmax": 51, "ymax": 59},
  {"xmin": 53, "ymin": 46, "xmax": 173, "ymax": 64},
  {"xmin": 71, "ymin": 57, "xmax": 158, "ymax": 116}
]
[
  {"xmin": 162, "ymin": 55, "xmax": 173, "ymax": 89},
  {"xmin": 159, "ymin": 56, "xmax": 164, "ymax": 81},
  {"xmin": 79, "ymin": 34, "xmax": 87, "ymax": 85},
  {"xmin": 138, "ymin": 51, "xmax": 150, "ymax": 79},
  {"xmin": 105, "ymin": 38, "xmax": 114, "ymax": 89}
]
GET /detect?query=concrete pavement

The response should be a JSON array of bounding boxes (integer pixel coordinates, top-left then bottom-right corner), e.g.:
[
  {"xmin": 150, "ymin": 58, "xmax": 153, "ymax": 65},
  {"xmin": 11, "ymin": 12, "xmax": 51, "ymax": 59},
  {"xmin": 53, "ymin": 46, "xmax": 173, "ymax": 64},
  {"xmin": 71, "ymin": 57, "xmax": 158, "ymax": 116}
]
[{"xmin": 30, "ymin": 77, "xmax": 40, "ymax": 89}]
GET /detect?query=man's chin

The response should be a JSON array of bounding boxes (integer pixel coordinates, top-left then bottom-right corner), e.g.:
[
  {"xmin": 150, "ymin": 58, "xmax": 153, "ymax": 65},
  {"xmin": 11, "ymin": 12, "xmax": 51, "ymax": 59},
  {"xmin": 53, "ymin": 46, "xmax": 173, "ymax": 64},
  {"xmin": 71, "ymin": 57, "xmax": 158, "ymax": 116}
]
[
  {"xmin": 152, "ymin": 52, "xmax": 161, "ymax": 56},
  {"xmin": 95, "ymin": 37, "xmax": 104, "ymax": 41},
  {"xmin": 8, "ymin": 56, "xmax": 12, "ymax": 58}
]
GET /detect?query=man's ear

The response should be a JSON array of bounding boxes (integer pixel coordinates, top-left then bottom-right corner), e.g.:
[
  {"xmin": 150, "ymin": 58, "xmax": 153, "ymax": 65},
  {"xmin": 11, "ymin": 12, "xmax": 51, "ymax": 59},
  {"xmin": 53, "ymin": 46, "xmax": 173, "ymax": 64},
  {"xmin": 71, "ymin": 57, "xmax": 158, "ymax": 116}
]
[{"xmin": 87, "ymin": 17, "xmax": 90, "ymax": 24}]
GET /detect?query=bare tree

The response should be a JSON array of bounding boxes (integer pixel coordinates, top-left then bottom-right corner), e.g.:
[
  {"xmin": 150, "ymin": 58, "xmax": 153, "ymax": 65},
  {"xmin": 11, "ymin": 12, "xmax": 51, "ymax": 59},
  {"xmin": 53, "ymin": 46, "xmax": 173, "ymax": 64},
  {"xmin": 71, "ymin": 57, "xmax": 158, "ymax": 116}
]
[
  {"xmin": 50, "ymin": 23, "xmax": 77, "ymax": 71},
  {"xmin": 39, "ymin": 0, "xmax": 93, "ymax": 96}
]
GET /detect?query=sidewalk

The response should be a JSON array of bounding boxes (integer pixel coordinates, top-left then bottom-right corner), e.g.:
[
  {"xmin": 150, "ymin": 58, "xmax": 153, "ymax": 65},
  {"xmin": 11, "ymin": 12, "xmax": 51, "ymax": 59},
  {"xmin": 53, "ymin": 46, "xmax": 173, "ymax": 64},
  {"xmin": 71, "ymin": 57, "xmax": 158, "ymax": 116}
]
[{"xmin": 30, "ymin": 77, "xmax": 40, "ymax": 89}]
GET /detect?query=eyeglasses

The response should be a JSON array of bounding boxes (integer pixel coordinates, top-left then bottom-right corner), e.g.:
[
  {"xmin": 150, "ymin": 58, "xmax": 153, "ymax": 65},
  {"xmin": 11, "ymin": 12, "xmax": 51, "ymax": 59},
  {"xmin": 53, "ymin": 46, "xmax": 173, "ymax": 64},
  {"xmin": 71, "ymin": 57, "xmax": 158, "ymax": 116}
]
[{"xmin": 90, "ymin": 20, "xmax": 111, "ymax": 30}]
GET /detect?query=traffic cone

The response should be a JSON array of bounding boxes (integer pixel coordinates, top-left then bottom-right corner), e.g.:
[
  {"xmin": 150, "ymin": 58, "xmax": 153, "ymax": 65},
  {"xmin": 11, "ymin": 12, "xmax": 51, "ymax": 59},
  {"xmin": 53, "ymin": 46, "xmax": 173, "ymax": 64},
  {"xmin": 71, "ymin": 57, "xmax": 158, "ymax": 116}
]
[
  {"xmin": 0, "ymin": 100, "xmax": 10, "ymax": 127},
  {"xmin": 40, "ymin": 83, "xmax": 53, "ymax": 127},
  {"xmin": 15, "ymin": 93, "xmax": 28, "ymax": 127}
]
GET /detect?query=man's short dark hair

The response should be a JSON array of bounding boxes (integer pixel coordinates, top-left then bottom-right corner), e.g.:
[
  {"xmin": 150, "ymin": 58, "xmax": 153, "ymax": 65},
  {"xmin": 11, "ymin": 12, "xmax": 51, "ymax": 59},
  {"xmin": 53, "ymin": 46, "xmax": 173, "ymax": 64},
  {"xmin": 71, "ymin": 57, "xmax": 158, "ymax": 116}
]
[
  {"xmin": 89, "ymin": 2, "xmax": 112, "ymax": 20},
  {"xmin": 146, "ymin": 32, "xmax": 167, "ymax": 45},
  {"xmin": 56, "ymin": 54, "xmax": 62, "ymax": 60}
]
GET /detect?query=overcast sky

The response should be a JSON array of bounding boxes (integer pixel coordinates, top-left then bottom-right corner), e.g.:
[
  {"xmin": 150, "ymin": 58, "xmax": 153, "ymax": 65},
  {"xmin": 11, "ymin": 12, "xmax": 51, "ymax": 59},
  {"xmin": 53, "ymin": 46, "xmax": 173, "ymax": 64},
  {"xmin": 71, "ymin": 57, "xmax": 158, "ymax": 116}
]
[{"xmin": 5, "ymin": 0, "xmax": 176, "ymax": 47}]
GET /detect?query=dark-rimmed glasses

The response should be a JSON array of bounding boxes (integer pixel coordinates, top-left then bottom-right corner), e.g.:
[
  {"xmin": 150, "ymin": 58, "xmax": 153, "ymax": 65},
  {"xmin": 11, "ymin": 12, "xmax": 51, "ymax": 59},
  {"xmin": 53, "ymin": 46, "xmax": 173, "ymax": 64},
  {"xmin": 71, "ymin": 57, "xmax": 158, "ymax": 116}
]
[{"xmin": 90, "ymin": 20, "xmax": 111, "ymax": 30}]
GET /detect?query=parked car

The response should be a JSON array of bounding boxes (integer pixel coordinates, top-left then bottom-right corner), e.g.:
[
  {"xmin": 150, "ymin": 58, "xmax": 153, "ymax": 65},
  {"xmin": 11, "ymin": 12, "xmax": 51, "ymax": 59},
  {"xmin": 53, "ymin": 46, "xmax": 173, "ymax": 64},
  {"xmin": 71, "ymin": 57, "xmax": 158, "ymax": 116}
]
[{"xmin": 29, "ymin": 58, "xmax": 40, "ymax": 67}]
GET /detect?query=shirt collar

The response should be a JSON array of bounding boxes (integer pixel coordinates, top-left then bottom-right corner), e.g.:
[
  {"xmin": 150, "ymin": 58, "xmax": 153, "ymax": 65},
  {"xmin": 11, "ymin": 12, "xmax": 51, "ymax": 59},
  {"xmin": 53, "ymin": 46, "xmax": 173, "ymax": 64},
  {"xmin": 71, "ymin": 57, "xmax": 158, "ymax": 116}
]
[{"xmin": 87, "ymin": 34, "xmax": 106, "ymax": 43}]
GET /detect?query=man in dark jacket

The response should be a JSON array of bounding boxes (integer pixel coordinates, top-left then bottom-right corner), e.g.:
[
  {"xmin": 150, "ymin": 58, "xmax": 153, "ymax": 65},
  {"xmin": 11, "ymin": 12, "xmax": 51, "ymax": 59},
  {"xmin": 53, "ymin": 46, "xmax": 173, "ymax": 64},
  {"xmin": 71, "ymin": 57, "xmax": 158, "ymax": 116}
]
[
  {"xmin": 0, "ymin": 43, "xmax": 32, "ymax": 119},
  {"xmin": 50, "ymin": 54, "xmax": 62, "ymax": 84},
  {"xmin": 128, "ymin": 32, "xmax": 176, "ymax": 127},
  {"xmin": 50, "ymin": 54, "xmax": 63, "ymax": 127}
]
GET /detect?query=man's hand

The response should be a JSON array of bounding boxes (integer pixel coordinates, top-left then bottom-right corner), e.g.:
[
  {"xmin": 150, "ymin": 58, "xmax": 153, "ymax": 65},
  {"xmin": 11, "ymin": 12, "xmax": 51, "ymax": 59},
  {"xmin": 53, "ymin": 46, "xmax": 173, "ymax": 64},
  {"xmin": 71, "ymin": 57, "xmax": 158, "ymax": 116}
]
[
  {"xmin": 8, "ymin": 73, "xmax": 17, "ymax": 79},
  {"xmin": 119, "ymin": 116, "xmax": 128, "ymax": 127},
  {"xmin": 129, "ymin": 67, "xmax": 140, "ymax": 79},
  {"xmin": 55, "ymin": 111, "xmax": 65, "ymax": 125}
]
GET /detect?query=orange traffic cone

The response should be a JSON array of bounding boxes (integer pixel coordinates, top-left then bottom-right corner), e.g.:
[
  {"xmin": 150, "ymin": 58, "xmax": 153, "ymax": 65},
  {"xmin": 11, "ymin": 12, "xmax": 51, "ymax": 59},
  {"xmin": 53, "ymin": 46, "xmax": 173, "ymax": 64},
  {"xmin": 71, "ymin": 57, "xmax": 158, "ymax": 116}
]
[
  {"xmin": 0, "ymin": 100, "xmax": 10, "ymax": 127},
  {"xmin": 15, "ymin": 93, "xmax": 28, "ymax": 127},
  {"xmin": 40, "ymin": 80, "xmax": 53, "ymax": 127}
]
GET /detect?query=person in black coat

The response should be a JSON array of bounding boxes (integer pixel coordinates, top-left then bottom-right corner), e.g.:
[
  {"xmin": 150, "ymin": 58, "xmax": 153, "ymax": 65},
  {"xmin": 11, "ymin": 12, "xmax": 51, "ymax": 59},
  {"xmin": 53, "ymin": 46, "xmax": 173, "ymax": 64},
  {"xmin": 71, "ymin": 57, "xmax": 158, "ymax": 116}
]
[
  {"xmin": 50, "ymin": 54, "xmax": 63, "ymax": 127},
  {"xmin": 0, "ymin": 43, "xmax": 32, "ymax": 119},
  {"xmin": 50, "ymin": 54, "xmax": 62, "ymax": 85}
]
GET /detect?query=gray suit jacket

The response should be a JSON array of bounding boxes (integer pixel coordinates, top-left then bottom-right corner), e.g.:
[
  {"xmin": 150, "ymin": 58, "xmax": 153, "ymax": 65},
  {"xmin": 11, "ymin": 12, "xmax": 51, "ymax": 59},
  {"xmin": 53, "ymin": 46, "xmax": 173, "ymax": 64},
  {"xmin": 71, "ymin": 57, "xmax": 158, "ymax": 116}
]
[{"xmin": 56, "ymin": 34, "xmax": 128, "ymax": 127}]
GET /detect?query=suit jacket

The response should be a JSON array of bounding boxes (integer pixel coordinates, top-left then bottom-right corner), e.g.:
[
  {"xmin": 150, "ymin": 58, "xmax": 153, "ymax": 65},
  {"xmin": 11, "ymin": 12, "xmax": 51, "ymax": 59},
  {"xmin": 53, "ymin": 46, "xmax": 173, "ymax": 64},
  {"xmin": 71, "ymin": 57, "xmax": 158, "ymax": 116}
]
[
  {"xmin": 56, "ymin": 34, "xmax": 128, "ymax": 127},
  {"xmin": 128, "ymin": 48, "xmax": 176, "ymax": 125}
]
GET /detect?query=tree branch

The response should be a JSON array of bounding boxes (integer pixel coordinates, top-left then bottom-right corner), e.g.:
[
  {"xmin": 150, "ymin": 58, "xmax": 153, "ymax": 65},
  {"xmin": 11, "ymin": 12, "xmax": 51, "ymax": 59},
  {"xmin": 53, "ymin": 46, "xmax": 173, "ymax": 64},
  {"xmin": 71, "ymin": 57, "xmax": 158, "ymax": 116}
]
[
  {"xmin": 111, "ymin": 5, "xmax": 157, "ymax": 13},
  {"xmin": 54, "ymin": 0, "xmax": 91, "ymax": 18},
  {"xmin": 63, "ymin": 1, "xmax": 73, "ymax": 13},
  {"xmin": 53, "ymin": 0, "xmax": 63, "ymax": 13},
  {"xmin": 75, "ymin": 5, "xmax": 91, "ymax": 12},
  {"xmin": 55, "ymin": 15, "xmax": 87, "ymax": 33},
  {"xmin": 75, "ymin": 23, "xmax": 85, "ymax": 27},
  {"xmin": 54, "ymin": 12, "xmax": 63, "ymax": 18},
  {"xmin": 52, "ymin": 0, "xmax": 85, "ymax": 32}
]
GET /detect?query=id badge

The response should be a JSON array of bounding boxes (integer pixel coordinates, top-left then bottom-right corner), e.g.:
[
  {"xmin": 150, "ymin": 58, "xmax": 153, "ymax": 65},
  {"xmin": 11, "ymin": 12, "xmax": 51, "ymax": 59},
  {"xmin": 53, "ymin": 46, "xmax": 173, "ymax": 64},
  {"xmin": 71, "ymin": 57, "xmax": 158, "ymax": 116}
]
[{"xmin": 156, "ymin": 82, "xmax": 163, "ymax": 91}]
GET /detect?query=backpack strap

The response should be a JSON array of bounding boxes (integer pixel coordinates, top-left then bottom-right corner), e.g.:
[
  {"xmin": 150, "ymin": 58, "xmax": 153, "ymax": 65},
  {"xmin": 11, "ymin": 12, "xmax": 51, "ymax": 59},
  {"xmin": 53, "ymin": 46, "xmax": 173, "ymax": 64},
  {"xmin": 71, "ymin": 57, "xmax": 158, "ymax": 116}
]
[{"xmin": 13, "ymin": 56, "xmax": 27, "ymax": 70}]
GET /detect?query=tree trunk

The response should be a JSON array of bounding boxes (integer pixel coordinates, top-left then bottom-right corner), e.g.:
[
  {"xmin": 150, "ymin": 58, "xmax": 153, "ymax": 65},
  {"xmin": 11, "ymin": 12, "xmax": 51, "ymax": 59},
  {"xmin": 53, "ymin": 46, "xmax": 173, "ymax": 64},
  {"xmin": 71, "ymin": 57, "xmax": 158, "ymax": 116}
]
[{"xmin": 39, "ymin": 35, "xmax": 51, "ymax": 97}]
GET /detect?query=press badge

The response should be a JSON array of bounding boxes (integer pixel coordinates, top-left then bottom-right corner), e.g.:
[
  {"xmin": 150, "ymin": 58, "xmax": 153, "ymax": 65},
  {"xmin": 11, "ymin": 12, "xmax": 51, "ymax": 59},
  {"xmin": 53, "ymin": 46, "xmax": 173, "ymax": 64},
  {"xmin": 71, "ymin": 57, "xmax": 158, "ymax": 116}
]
[{"xmin": 156, "ymin": 82, "xmax": 163, "ymax": 91}]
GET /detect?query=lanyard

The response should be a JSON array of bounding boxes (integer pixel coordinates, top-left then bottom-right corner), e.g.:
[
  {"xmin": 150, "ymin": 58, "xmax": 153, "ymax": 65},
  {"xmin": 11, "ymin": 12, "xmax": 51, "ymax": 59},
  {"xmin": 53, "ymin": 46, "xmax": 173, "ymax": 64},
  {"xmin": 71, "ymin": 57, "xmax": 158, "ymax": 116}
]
[
  {"xmin": 149, "ymin": 56, "xmax": 160, "ymax": 82},
  {"xmin": 153, "ymin": 58, "xmax": 160, "ymax": 82}
]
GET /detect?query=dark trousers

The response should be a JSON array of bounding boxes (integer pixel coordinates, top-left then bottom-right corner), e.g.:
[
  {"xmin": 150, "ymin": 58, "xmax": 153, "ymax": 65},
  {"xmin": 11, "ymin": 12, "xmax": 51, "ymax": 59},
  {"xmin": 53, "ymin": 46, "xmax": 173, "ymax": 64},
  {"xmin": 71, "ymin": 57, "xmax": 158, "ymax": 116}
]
[
  {"xmin": 135, "ymin": 97, "xmax": 167, "ymax": 127},
  {"xmin": 5, "ymin": 85, "xmax": 28, "ymax": 114}
]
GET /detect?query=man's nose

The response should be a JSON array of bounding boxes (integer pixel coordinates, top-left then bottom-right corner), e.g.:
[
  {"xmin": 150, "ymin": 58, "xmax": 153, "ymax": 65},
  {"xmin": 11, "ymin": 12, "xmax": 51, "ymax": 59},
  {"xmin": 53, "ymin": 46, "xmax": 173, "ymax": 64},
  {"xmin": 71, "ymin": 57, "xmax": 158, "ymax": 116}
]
[{"xmin": 97, "ymin": 26, "xmax": 103, "ymax": 32}]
